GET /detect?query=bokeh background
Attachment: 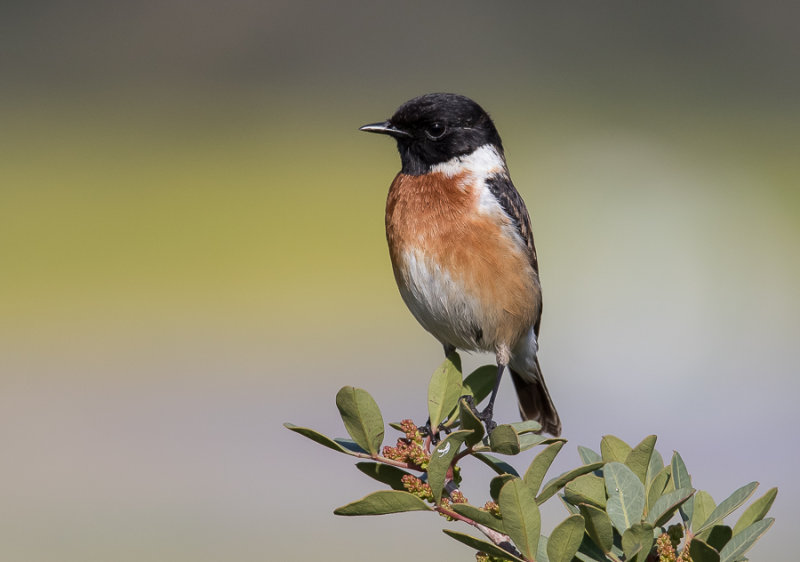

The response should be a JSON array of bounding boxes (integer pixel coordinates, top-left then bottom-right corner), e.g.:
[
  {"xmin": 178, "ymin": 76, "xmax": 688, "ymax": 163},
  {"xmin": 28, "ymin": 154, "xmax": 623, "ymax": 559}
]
[{"xmin": 1, "ymin": 2, "xmax": 798, "ymax": 560}]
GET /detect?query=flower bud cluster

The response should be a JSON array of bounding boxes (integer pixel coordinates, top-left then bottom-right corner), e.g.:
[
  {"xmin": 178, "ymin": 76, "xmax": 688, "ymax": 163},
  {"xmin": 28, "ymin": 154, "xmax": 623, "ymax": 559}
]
[
  {"xmin": 401, "ymin": 474, "xmax": 433, "ymax": 502},
  {"xmin": 657, "ymin": 530, "xmax": 692, "ymax": 562},
  {"xmin": 482, "ymin": 500, "xmax": 501, "ymax": 517},
  {"xmin": 449, "ymin": 490, "xmax": 467, "ymax": 504},
  {"xmin": 436, "ymin": 489, "xmax": 469, "ymax": 521},
  {"xmin": 383, "ymin": 419, "xmax": 430, "ymax": 469},
  {"xmin": 656, "ymin": 533, "xmax": 677, "ymax": 562},
  {"xmin": 437, "ymin": 497, "xmax": 455, "ymax": 520},
  {"xmin": 658, "ymin": 525, "xmax": 691, "ymax": 562},
  {"xmin": 400, "ymin": 419, "xmax": 422, "ymax": 442}
]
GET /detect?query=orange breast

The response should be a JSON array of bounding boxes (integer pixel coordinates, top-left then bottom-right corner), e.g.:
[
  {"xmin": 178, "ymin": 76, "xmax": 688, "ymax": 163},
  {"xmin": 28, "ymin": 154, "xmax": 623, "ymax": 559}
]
[{"xmin": 385, "ymin": 172, "xmax": 540, "ymax": 351}]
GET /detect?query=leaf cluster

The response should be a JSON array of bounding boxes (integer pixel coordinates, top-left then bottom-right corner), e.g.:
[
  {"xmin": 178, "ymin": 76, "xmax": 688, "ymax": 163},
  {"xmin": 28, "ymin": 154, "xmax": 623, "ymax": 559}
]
[{"xmin": 285, "ymin": 354, "xmax": 776, "ymax": 561}]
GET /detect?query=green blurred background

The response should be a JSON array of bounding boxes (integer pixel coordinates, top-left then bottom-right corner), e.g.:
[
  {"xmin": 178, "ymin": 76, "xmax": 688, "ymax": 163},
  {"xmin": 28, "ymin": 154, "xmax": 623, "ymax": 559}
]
[{"xmin": 1, "ymin": 2, "xmax": 798, "ymax": 560}]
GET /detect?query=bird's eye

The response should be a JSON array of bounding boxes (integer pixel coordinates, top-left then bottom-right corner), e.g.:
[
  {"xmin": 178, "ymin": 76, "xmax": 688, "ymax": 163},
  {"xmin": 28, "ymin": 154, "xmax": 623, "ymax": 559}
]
[{"xmin": 425, "ymin": 122, "xmax": 447, "ymax": 140}]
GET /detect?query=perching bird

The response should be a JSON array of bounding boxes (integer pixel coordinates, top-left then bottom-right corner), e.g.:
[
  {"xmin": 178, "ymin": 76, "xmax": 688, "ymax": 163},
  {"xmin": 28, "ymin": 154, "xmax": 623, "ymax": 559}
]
[{"xmin": 360, "ymin": 93, "xmax": 561, "ymax": 436}]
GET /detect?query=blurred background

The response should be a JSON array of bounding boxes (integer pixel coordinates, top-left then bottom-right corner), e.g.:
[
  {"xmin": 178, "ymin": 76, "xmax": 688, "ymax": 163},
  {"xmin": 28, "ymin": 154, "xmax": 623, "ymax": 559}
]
[{"xmin": 1, "ymin": 1, "xmax": 798, "ymax": 560}]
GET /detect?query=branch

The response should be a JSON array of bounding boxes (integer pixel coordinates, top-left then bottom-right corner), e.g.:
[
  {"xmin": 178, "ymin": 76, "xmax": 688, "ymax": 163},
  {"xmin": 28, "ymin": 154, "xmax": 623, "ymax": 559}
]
[{"xmin": 434, "ymin": 504, "xmax": 522, "ymax": 557}]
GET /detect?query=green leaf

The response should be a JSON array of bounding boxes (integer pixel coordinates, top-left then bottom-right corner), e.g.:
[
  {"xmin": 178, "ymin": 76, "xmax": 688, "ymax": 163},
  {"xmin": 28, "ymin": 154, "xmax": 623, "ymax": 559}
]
[
  {"xmin": 499, "ymin": 479, "xmax": 541, "ymax": 560},
  {"xmin": 508, "ymin": 420, "xmax": 543, "ymax": 434},
  {"xmin": 459, "ymin": 398, "xmax": 485, "ymax": 447},
  {"xmin": 537, "ymin": 535, "xmax": 550, "ymax": 562},
  {"xmin": 334, "ymin": 490, "xmax": 431, "ymax": 515},
  {"xmin": 547, "ymin": 514, "xmax": 585, "ymax": 562},
  {"xmin": 476, "ymin": 454, "xmax": 520, "ymax": 478},
  {"xmin": 670, "ymin": 451, "xmax": 692, "ymax": 489},
  {"xmin": 559, "ymin": 494, "xmax": 581, "ymax": 515},
  {"xmin": 335, "ymin": 386, "xmax": 384, "ymax": 456},
  {"xmin": 695, "ymin": 482, "xmax": 759, "ymax": 535},
  {"xmin": 427, "ymin": 430, "xmax": 472, "ymax": 504},
  {"xmin": 524, "ymin": 441, "xmax": 566, "ymax": 494},
  {"xmin": 718, "ymin": 518, "xmax": 774, "ymax": 562},
  {"xmin": 355, "ymin": 462, "xmax": 412, "ymax": 491},
  {"xmin": 333, "ymin": 438, "xmax": 369, "ymax": 454},
  {"xmin": 646, "ymin": 448, "xmax": 665, "ymax": 489},
  {"xmin": 621, "ymin": 522, "xmax": 654, "ymax": 562},
  {"xmin": 600, "ymin": 435, "xmax": 631, "ymax": 463},
  {"xmin": 428, "ymin": 353, "xmax": 464, "ymax": 429},
  {"xmin": 519, "ymin": 433, "xmax": 564, "ymax": 452},
  {"xmin": 732, "ymin": 487, "xmax": 777, "ymax": 536},
  {"xmin": 691, "ymin": 490, "xmax": 716, "ymax": 533},
  {"xmin": 490, "ymin": 474, "xmax": 518, "ymax": 501},
  {"xmin": 578, "ymin": 445, "xmax": 602, "ymax": 465},
  {"xmin": 283, "ymin": 423, "xmax": 364, "ymax": 455},
  {"xmin": 461, "ymin": 364, "xmax": 497, "ymax": 406},
  {"xmin": 564, "ymin": 473, "xmax": 607, "ymax": 509},
  {"xmin": 604, "ymin": 462, "xmax": 646, "ymax": 533},
  {"xmin": 575, "ymin": 535, "xmax": 611, "ymax": 562},
  {"xmin": 579, "ymin": 503, "xmax": 614, "ymax": 553},
  {"xmin": 647, "ymin": 465, "xmax": 671, "ymax": 513},
  {"xmin": 663, "ymin": 469, "xmax": 676, "ymax": 494},
  {"xmin": 706, "ymin": 526, "xmax": 733, "ymax": 552},
  {"xmin": 442, "ymin": 529, "xmax": 525, "ymax": 562},
  {"xmin": 689, "ymin": 539, "xmax": 720, "ymax": 562},
  {"xmin": 451, "ymin": 503, "xmax": 505, "ymax": 533},
  {"xmin": 646, "ymin": 487, "xmax": 695, "ymax": 527},
  {"xmin": 538, "ymin": 462, "xmax": 605, "ymax": 505},
  {"xmin": 575, "ymin": 537, "xmax": 608, "ymax": 562},
  {"xmin": 670, "ymin": 451, "xmax": 693, "ymax": 522},
  {"xmin": 625, "ymin": 435, "xmax": 657, "ymax": 486},
  {"xmin": 490, "ymin": 424, "xmax": 521, "ymax": 455}
]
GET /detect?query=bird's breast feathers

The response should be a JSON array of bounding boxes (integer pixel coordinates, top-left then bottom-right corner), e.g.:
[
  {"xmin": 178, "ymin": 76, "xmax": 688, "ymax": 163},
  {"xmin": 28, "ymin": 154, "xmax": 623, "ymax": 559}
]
[{"xmin": 385, "ymin": 144, "xmax": 540, "ymax": 351}]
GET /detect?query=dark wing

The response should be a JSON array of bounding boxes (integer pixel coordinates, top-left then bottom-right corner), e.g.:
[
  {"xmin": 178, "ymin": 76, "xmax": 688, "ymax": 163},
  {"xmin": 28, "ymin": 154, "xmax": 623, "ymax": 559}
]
[
  {"xmin": 486, "ymin": 173, "xmax": 543, "ymax": 335},
  {"xmin": 486, "ymin": 173, "xmax": 539, "ymax": 273}
]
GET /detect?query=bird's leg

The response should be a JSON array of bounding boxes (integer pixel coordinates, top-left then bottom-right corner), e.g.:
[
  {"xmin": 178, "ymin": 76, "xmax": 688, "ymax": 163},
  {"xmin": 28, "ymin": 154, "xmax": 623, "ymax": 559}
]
[{"xmin": 478, "ymin": 363, "xmax": 505, "ymax": 434}]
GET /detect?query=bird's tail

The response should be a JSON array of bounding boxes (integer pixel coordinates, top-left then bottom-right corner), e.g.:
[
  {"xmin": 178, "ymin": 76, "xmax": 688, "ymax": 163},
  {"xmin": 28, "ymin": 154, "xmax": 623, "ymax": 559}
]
[{"xmin": 510, "ymin": 356, "xmax": 561, "ymax": 436}]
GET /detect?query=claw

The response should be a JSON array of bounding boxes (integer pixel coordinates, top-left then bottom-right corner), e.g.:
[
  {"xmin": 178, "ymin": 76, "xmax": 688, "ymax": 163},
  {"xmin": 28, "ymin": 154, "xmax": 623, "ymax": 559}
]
[
  {"xmin": 419, "ymin": 419, "xmax": 449, "ymax": 445},
  {"xmin": 419, "ymin": 419, "xmax": 434, "ymax": 438}
]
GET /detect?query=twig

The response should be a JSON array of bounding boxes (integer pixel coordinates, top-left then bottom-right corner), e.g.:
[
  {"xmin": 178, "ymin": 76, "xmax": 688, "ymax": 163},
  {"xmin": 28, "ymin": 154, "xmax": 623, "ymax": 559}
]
[
  {"xmin": 434, "ymin": 505, "xmax": 523, "ymax": 559},
  {"xmin": 348, "ymin": 452, "xmax": 424, "ymax": 471}
]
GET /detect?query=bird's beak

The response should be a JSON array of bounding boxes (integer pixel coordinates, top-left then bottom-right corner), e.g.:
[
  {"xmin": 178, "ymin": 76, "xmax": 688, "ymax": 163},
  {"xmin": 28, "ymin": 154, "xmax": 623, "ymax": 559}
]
[{"xmin": 359, "ymin": 121, "xmax": 411, "ymax": 138}]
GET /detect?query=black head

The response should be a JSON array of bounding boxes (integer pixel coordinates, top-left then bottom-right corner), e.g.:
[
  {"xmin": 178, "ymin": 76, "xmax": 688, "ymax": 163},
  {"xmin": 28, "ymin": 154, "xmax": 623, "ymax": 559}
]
[{"xmin": 360, "ymin": 93, "xmax": 504, "ymax": 175}]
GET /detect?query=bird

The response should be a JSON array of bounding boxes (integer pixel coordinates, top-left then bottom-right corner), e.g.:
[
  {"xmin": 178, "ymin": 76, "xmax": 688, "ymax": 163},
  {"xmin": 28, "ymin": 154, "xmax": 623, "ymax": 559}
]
[{"xmin": 360, "ymin": 93, "xmax": 561, "ymax": 437}]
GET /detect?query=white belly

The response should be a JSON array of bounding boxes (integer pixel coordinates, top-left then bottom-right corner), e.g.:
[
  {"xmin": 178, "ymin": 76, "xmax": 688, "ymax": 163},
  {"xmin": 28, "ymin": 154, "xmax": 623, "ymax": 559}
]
[{"xmin": 397, "ymin": 249, "xmax": 486, "ymax": 351}]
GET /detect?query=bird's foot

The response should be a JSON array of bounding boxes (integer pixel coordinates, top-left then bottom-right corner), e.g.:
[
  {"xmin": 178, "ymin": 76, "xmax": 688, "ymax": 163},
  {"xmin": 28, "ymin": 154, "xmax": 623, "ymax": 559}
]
[
  {"xmin": 459, "ymin": 395, "xmax": 498, "ymax": 435},
  {"xmin": 419, "ymin": 419, "xmax": 451, "ymax": 445}
]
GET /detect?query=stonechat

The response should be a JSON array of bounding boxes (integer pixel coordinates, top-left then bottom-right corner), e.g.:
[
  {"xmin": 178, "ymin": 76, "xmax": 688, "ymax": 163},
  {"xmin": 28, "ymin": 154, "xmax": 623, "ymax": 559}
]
[{"xmin": 360, "ymin": 93, "xmax": 561, "ymax": 436}]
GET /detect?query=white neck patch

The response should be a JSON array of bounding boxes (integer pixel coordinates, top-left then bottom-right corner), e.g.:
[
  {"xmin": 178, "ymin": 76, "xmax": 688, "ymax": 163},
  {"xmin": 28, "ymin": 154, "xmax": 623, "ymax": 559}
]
[{"xmin": 430, "ymin": 144, "xmax": 506, "ymax": 178}]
